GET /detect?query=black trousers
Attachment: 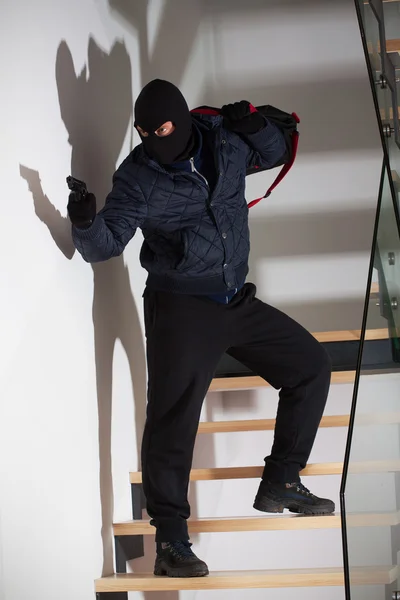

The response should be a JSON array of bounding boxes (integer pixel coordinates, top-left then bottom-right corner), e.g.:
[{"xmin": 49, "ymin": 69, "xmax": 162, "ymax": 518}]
[{"xmin": 141, "ymin": 283, "xmax": 331, "ymax": 542}]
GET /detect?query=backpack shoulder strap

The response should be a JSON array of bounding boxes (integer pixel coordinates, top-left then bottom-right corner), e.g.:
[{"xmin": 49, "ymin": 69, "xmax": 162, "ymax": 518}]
[
  {"xmin": 248, "ymin": 116, "xmax": 299, "ymax": 208},
  {"xmin": 190, "ymin": 106, "xmax": 220, "ymax": 116}
]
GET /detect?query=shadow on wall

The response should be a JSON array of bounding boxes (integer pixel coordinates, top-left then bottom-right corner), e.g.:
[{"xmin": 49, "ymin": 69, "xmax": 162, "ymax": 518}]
[
  {"xmin": 248, "ymin": 208, "xmax": 379, "ymax": 331},
  {"xmin": 108, "ymin": 0, "xmax": 203, "ymax": 86},
  {"xmin": 21, "ymin": 2, "xmax": 212, "ymax": 592},
  {"xmin": 20, "ymin": 37, "xmax": 147, "ymax": 579}
]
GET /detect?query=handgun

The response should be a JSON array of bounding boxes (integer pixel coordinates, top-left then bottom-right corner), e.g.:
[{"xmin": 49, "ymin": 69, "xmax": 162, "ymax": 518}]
[{"xmin": 66, "ymin": 176, "xmax": 88, "ymax": 200}]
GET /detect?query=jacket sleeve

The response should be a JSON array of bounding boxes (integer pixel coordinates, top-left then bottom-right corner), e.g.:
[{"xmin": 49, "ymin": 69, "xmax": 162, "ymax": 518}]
[
  {"xmin": 236, "ymin": 117, "xmax": 287, "ymax": 170},
  {"xmin": 72, "ymin": 168, "xmax": 147, "ymax": 263}
]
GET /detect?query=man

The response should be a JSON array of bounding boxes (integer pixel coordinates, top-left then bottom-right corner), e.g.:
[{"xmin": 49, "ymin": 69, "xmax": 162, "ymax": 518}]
[{"xmin": 68, "ymin": 79, "xmax": 333, "ymax": 579}]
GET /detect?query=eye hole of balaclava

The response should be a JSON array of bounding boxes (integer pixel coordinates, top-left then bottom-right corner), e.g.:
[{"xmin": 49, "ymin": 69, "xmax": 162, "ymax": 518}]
[{"xmin": 134, "ymin": 79, "xmax": 193, "ymax": 165}]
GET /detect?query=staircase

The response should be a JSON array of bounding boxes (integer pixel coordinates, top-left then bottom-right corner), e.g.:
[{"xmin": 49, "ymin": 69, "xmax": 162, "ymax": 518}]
[
  {"xmin": 94, "ymin": 325, "xmax": 398, "ymax": 596},
  {"xmin": 95, "ymin": 3, "xmax": 400, "ymax": 597}
]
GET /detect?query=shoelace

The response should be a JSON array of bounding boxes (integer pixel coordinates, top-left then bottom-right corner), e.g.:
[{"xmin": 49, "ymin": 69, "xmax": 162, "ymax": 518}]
[
  {"xmin": 167, "ymin": 541, "xmax": 195, "ymax": 559},
  {"xmin": 294, "ymin": 483, "xmax": 314, "ymax": 497}
]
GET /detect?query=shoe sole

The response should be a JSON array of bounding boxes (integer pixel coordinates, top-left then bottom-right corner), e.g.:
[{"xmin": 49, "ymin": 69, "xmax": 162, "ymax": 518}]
[
  {"xmin": 253, "ymin": 496, "xmax": 335, "ymax": 516},
  {"xmin": 154, "ymin": 562, "xmax": 209, "ymax": 578}
]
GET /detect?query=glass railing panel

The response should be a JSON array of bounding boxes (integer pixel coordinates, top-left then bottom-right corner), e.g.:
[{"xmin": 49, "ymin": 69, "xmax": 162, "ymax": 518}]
[{"xmin": 343, "ymin": 163, "xmax": 400, "ymax": 600}]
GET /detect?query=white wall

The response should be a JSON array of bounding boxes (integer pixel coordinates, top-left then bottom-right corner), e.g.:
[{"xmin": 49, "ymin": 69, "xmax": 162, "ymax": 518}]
[{"xmin": 0, "ymin": 1, "xmax": 386, "ymax": 600}]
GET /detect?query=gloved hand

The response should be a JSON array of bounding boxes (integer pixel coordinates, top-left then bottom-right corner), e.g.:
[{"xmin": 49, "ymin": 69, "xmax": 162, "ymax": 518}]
[
  {"xmin": 67, "ymin": 191, "xmax": 97, "ymax": 228},
  {"xmin": 221, "ymin": 100, "xmax": 265, "ymax": 135}
]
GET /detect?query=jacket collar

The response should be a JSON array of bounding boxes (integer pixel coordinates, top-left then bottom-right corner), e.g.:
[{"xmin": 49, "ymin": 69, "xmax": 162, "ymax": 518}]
[{"xmin": 170, "ymin": 123, "xmax": 202, "ymax": 171}]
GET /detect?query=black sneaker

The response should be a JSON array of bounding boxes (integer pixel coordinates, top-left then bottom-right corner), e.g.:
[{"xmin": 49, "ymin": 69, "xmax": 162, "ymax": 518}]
[
  {"xmin": 254, "ymin": 481, "xmax": 335, "ymax": 515},
  {"xmin": 154, "ymin": 541, "xmax": 209, "ymax": 578}
]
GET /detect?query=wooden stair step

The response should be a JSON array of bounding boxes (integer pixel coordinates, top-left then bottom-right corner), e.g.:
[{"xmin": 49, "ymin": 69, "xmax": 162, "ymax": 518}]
[
  {"xmin": 348, "ymin": 459, "xmax": 400, "ymax": 474},
  {"xmin": 370, "ymin": 281, "xmax": 379, "ymax": 296},
  {"xmin": 197, "ymin": 412, "xmax": 400, "ymax": 434},
  {"xmin": 198, "ymin": 414, "xmax": 350, "ymax": 434},
  {"xmin": 130, "ymin": 462, "xmax": 343, "ymax": 484},
  {"xmin": 311, "ymin": 328, "xmax": 386, "ymax": 343},
  {"xmin": 210, "ymin": 370, "xmax": 355, "ymax": 392},
  {"xmin": 380, "ymin": 106, "xmax": 400, "ymax": 120},
  {"xmin": 130, "ymin": 460, "xmax": 400, "ymax": 484},
  {"xmin": 114, "ymin": 511, "xmax": 400, "ymax": 536},
  {"xmin": 95, "ymin": 566, "xmax": 398, "ymax": 592},
  {"xmin": 386, "ymin": 39, "xmax": 400, "ymax": 53},
  {"xmin": 357, "ymin": 411, "xmax": 400, "ymax": 425}
]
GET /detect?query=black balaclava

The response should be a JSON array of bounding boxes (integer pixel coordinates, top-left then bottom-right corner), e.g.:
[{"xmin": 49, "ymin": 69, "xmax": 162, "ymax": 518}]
[{"xmin": 134, "ymin": 79, "xmax": 193, "ymax": 165}]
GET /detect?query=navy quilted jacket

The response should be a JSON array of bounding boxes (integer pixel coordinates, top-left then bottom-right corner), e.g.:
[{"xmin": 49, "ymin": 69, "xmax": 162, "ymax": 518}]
[{"xmin": 72, "ymin": 112, "xmax": 286, "ymax": 294}]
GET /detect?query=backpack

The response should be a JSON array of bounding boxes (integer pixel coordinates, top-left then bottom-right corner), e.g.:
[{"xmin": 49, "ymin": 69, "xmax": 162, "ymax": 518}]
[{"xmin": 191, "ymin": 104, "xmax": 299, "ymax": 208}]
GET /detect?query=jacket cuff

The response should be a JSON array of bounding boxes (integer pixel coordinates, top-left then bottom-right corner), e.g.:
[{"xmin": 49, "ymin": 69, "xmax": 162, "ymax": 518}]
[{"xmin": 72, "ymin": 215, "xmax": 103, "ymax": 240}]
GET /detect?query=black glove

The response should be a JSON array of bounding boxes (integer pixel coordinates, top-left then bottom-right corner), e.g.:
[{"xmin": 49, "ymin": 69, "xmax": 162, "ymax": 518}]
[
  {"xmin": 221, "ymin": 100, "xmax": 265, "ymax": 135},
  {"xmin": 67, "ymin": 191, "xmax": 97, "ymax": 228}
]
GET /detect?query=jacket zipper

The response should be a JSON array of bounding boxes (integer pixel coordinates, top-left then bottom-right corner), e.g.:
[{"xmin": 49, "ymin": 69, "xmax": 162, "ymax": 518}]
[
  {"xmin": 189, "ymin": 157, "xmax": 209, "ymax": 188},
  {"xmin": 210, "ymin": 131, "xmax": 230, "ymax": 269}
]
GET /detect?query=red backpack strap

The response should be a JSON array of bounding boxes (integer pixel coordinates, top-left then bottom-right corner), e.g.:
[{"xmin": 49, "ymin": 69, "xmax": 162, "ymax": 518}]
[
  {"xmin": 247, "ymin": 122, "xmax": 299, "ymax": 209},
  {"xmin": 191, "ymin": 106, "xmax": 220, "ymax": 116}
]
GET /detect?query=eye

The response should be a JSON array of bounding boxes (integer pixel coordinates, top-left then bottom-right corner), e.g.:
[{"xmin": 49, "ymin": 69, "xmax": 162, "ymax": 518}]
[
  {"xmin": 136, "ymin": 126, "xmax": 149, "ymax": 137},
  {"xmin": 155, "ymin": 122, "xmax": 175, "ymax": 137}
]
